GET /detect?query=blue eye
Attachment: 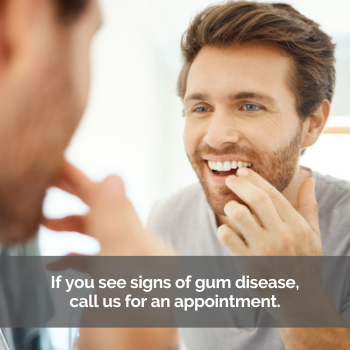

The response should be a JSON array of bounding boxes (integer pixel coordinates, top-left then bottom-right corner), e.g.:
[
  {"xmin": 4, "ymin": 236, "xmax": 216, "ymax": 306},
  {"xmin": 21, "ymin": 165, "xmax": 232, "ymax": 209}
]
[
  {"xmin": 195, "ymin": 107, "xmax": 210, "ymax": 113},
  {"xmin": 243, "ymin": 104, "xmax": 260, "ymax": 111}
]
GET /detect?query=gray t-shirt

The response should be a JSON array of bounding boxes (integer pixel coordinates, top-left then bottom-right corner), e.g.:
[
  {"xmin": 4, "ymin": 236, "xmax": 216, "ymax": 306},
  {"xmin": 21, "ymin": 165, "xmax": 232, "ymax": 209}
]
[{"xmin": 148, "ymin": 171, "xmax": 350, "ymax": 349}]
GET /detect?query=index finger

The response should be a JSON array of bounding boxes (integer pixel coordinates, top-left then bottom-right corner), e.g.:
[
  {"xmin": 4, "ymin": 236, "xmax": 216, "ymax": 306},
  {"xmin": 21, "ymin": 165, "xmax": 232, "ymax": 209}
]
[
  {"xmin": 54, "ymin": 160, "xmax": 99, "ymax": 205},
  {"xmin": 228, "ymin": 167, "xmax": 296, "ymax": 221}
]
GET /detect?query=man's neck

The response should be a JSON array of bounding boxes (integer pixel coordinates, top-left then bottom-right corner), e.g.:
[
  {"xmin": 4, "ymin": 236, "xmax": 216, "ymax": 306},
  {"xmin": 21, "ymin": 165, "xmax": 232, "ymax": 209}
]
[
  {"xmin": 282, "ymin": 165, "xmax": 312, "ymax": 209},
  {"xmin": 215, "ymin": 165, "xmax": 312, "ymax": 227}
]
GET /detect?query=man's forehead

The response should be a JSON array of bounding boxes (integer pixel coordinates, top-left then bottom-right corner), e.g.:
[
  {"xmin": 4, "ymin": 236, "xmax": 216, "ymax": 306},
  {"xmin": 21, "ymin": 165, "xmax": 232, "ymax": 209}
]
[
  {"xmin": 185, "ymin": 44, "xmax": 294, "ymax": 105},
  {"xmin": 184, "ymin": 91, "xmax": 278, "ymax": 106},
  {"xmin": 192, "ymin": 43, "xmax": 291, "ymax": 64}
]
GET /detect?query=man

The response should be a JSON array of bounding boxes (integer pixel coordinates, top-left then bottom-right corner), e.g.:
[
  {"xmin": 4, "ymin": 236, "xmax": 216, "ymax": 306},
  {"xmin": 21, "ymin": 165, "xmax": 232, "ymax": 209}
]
[
  {"xmin": 0, "ymin": 0, "xmax": 101, "ymax": 347},
  {"xmin": 0, "ymin": 0, "xmax": 175, "ymax": 349},
  {"xmin": 148, "ymin": 1, "xmax": 350, "ymax": 349}
]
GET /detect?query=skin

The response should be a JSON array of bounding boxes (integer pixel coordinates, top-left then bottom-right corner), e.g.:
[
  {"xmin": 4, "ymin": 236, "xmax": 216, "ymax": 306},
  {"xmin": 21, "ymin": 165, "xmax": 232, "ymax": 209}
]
[
  {"xmin": 0, "ymin": 0, "xmax": 101, "ymax": 244},
  {"xmin": 184, "ymin": 44, "xmax": 350, "ymax": 348},
  {"xmin": 0, "ymin": 0, "xmax": 178, "ymax": 348}
]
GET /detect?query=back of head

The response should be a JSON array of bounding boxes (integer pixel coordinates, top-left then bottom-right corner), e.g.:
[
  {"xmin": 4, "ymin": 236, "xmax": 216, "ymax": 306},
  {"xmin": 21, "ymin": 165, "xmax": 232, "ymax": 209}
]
[{"xmin": 178, "ymin": 1, "xmax": 336, "ymax": 119}]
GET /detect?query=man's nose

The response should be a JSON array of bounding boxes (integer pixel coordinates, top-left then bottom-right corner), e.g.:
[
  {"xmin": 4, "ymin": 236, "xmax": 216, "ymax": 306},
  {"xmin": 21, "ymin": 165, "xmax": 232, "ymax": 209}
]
[{"xmin": 203, "ymin": 108, "xmax": 241, "ymax": 149}]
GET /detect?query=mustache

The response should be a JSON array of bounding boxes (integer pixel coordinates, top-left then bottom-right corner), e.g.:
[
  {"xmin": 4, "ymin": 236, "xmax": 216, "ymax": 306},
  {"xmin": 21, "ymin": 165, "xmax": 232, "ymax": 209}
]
[{"xmin": 193, "ymin": 144, "xmax": 259, "ymax": 159}]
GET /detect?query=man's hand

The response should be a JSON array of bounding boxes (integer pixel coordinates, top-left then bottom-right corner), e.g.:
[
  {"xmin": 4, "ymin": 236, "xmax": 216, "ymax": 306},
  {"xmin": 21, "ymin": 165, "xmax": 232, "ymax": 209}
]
[
  {"xmin": 217, "ymin": 167, "xmax": 322, "ymax": 256},
  {"xmin": 42, "ymin": 160, "xmax": 178, "ymax": 350},
  {"xmin": 42, "ymin": 160, "xmax": 168, "ymax": 256},
  {"xmin": 217, "ymin": 167, "xmax": 350, "ymax": 349}
]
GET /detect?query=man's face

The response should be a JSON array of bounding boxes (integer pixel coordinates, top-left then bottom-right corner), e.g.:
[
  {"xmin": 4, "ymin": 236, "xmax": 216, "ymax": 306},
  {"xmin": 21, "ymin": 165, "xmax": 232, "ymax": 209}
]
[
  {"xmin": 184, "ymin": 44, "xmax": 306, "ymax": 216},
  {"xmin": 0, "ymin": 0, "xmax": 101, "ymax": 244}
]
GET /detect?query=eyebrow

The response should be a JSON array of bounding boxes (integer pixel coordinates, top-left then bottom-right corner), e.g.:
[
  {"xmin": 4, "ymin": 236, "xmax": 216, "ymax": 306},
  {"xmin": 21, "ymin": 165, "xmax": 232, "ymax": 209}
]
[
  {"xmin": 231, "ymin": 92, "xmax": 276, "ymax": 105},
  {"xmin": 184, "ymin": 93, "xmax": 208, "ymax": 103},
  {"xmin": 184, "ymin": 91, "xmax": 277, "ymax": 106}
]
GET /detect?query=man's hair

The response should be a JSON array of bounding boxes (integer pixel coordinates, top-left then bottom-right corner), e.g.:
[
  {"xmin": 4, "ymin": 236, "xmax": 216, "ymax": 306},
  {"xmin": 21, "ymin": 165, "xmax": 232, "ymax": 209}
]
[
  {"xmin": 54, "ymin": 0, "xmax": 90, "ymax": 21},
  {"xmin": 178, "ymin": 1, "xmax": 336, "ymax": 119}
]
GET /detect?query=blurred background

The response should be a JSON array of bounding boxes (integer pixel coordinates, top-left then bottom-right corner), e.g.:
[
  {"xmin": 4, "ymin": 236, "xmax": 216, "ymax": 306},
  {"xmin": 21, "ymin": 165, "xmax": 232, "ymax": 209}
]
[{"xmin": 40, "ymin": 0, "xmax": 350, "ymax": 256}]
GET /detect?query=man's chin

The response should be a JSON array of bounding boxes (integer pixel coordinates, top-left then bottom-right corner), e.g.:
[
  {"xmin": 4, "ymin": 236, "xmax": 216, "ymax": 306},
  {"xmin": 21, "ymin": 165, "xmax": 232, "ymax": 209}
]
[{"xmin": 205, "ymin": 187, "xmax": 244, "ymax": 216}]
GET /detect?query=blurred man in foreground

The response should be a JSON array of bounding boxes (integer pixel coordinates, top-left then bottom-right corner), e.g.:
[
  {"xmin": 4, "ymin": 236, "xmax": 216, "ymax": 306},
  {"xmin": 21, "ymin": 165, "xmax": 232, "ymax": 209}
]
[
  {"xmin": 0, "ymin": 0, "xmax": 175, "ymax": 348},
  {"xmin": 148, "ymin": 1, "xmax": 350, "ymax": 349}
]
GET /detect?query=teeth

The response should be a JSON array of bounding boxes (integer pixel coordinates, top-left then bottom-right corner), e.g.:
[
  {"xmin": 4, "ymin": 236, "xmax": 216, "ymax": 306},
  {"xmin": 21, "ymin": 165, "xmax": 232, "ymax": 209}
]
[
  {"xmin": 223, "ymin": 161, "xmax": 231, "ymax": 171},
  {"xmin": 208, "ymin": 160, "xmax": 252, "ymax": 171}
]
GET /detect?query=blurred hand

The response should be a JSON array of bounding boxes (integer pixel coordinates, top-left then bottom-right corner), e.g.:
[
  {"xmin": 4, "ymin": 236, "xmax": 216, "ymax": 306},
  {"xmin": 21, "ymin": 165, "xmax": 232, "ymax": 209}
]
[
  {"xmin": 42, "ymin": 160, "xmax": 169, "ymax": 256},
  {"xmin": 42, "ymin": 160, "xmax": 178, "ymax": 350}
]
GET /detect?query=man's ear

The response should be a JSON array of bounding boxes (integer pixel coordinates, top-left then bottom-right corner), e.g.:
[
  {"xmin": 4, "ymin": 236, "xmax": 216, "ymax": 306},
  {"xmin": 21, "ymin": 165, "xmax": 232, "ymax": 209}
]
[
  {"xmin": 301, "ymin": 99, "xmax": 330, "ymax": 148},
  {"xmin": 0, "ymin": 0, "xmax": 55, "ymax": 72}
]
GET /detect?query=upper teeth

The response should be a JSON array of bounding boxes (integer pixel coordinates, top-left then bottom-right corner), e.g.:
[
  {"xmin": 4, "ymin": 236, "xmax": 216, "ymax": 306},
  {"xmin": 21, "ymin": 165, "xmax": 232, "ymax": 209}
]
[{"xmin": 208, "ymin": 161, "xmax": 252, "ymax": 171}]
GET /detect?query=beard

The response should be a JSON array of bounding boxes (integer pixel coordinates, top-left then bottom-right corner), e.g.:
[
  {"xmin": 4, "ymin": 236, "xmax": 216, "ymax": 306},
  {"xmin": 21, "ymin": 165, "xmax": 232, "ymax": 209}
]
[
  {"xmin": 187, "ymin": 123, "xmax": 303, "ymax": 216},
  {"xmin": 0, "ymin": 56, "xmax": 82, "ymax": 245}
]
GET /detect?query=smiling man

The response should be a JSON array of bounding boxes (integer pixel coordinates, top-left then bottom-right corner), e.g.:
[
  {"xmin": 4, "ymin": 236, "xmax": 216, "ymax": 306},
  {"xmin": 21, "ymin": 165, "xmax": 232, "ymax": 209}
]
[
  {"xmin": 184, "ymin": 43, "xmax": 308, "ymax": 218},
  {"xmin": 148, "ymin": 1, "xmax": 350, "ymax": 349}
]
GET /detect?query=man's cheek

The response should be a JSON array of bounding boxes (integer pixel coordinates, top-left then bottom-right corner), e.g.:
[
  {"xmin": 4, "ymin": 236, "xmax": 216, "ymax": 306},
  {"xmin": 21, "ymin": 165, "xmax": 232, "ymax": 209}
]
[
  {"xmin": 183, "ymin": 121, "xmax": 203, "ymax": 150},
  {"xmin": 183, "ymin": 130, "xmax": 193, "ymax": 155}
]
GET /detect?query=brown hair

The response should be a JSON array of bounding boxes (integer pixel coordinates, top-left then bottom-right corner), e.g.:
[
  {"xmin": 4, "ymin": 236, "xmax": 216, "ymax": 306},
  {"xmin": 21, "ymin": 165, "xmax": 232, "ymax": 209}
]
[{"xmin": 178, "ymin": 1, "xmax": 336, "ymax": 119}]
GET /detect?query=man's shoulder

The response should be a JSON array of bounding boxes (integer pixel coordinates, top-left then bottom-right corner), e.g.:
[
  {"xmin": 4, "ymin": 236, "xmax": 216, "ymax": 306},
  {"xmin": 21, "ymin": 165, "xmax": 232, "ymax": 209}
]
[
  {"xmin": 314, "ymin": 171, "xmax": 350, "ymax": 211},
  {"xmin": 147, "ymin": 182, "xmax": 216, "ymax": 241},
  {"xmin": 148, "ymin": 183, "xmax": 205, "ymax": 227},
  {"xmin": 314, "ymin": 171, "xmax": 350, "ymax": 255},
  {"xmin": 156, "ymin": 182, "xmax": 203, "ymax": 207},
  {"xmin": 148, "ymin": 183, "xmax": 223, "ymax": 255}
]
